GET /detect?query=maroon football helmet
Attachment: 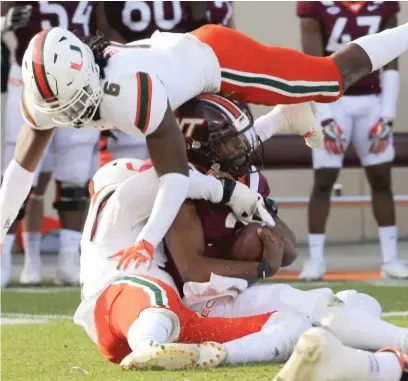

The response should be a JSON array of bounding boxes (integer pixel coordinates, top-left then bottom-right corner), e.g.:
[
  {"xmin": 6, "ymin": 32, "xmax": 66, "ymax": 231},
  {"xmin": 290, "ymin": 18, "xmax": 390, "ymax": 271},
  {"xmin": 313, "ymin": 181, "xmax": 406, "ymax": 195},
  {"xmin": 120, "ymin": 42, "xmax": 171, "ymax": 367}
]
[{"xmin": 175, "ymin": 94, "xmax": 262, "ymax": 176}]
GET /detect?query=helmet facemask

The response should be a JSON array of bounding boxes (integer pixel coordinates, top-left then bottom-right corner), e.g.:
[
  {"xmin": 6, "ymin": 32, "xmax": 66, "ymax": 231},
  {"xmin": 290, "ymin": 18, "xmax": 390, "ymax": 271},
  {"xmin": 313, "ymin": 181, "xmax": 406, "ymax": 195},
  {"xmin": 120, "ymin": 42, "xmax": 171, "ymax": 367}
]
[{"xmin": 208, "ymin": 112, "xmax": 262, "ymax": 177}]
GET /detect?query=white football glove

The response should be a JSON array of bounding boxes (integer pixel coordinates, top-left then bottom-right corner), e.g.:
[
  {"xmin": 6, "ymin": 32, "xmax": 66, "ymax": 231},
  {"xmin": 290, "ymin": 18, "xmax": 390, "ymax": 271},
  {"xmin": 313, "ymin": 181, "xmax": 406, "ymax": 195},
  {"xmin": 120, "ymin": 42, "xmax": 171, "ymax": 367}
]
[
  {"xmin": 276, "ymin": 102, "xmax": 323, "ymax": 149},
  {"xmin": 1, "ymin": 5, "xmax": 32, "ymax": 32},
  {"xmin": 221, "ymin": 179, "xmax": 275, "ymax": 227}
]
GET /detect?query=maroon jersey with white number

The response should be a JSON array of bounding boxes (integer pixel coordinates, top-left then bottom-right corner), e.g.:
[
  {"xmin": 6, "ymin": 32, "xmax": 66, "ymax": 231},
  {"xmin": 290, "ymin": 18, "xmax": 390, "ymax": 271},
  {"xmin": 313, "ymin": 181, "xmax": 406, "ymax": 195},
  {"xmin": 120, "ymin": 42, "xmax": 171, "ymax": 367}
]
[
  {"xmin": 8, "ymin": 1, "xmax": 94, "ymax": 66},
  {"xmin": 195, "ymin": 170, "xmax": 270, "ymax": 259},
  {"xmin": 297, "ymin": 1, "xmax": 399, "ymax": 95},
  {"xmin": 104, "ymin": 1, "xmax": 233, "ymax": 43}
]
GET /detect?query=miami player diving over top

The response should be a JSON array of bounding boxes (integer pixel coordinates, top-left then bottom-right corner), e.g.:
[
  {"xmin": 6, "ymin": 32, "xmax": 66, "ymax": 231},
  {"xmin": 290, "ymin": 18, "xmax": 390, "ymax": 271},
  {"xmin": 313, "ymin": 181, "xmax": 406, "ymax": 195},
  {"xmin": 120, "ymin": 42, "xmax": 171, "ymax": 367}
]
[{"xmin": 1, "ymin": 21, "xmax": 408, "ymax": 265}]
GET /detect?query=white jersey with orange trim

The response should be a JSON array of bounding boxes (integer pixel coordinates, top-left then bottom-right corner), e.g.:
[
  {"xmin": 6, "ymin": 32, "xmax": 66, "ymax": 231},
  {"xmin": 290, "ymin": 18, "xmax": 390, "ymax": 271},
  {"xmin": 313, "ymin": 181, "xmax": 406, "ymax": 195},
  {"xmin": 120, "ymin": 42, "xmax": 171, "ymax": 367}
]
[
  {"xmin": 79, "ymin": 166, "xmax": 173, "ymax": 301},
  {"xmin": 21, "ymin": 31, "xmax": 221, "ymax": 136},
  {"xmin": 75, "ymin": 163, "xmax": 178, "ymax": 342}
]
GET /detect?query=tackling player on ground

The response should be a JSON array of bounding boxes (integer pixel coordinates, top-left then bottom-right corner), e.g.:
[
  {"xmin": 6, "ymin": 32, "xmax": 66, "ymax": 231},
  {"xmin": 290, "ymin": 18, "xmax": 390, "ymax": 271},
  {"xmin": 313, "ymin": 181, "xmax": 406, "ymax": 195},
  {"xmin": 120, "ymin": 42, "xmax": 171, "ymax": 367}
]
[
  {"xmin": 1, "ymin": 19, "xmax": 408, "ymax": 270},
  {"xmin": 75, "ymin": 157, "xmax": 311, "ymax": 369}
]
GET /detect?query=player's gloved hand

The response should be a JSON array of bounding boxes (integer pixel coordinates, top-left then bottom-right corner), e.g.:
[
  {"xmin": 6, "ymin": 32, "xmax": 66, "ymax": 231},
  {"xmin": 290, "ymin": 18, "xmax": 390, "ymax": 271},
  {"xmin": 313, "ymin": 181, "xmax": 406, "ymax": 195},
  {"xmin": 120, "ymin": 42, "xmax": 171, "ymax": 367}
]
[
  {"xmin": 219, "ymin": 178, "xmax": 275, "ymax": 228},
  {"xmin": 277, "ymin": 102, "xmax": 323, "ymax": 149},
  {"xmin": 322, "ymin": 119, "xmax": 346, "ymax": 155},
  {"xmin": 2, "ymin": 5, "xmax": 32, "ymax": 32},
  {"xmin": 110, "ymin": 240, "xmax": 154, "ymax": 270},
  {"xmin": 368, "ymin": 119, "xmax": 392, "ymax": 154}
]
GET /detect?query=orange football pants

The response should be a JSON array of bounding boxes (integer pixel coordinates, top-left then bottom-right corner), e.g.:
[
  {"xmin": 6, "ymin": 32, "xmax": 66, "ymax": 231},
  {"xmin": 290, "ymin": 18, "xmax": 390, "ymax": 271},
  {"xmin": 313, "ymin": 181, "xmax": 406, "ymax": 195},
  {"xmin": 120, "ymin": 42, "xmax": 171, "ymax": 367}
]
[
  {"xmin": 191, "ymin": 25, "xmax": 343, "ymax": 105},
  {"xmin": 94, "ymin": 275, "xmax": 273, "ymax": 363}
]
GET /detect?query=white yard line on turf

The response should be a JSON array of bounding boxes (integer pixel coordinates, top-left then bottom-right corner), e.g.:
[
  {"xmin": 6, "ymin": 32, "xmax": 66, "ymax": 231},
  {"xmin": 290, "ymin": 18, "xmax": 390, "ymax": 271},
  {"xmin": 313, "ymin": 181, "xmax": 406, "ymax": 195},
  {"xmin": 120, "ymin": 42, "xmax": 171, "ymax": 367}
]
[
  {"xmin": 1, "ymin": 313, "xmax": 73, "ymax": 320},
  {"xmin": 382, "ymin": 311, "xmax": 408, "ymax": 317},
  {"xmin": 2, "ymin": 287, "xmax": 79, "ymax": 293}
]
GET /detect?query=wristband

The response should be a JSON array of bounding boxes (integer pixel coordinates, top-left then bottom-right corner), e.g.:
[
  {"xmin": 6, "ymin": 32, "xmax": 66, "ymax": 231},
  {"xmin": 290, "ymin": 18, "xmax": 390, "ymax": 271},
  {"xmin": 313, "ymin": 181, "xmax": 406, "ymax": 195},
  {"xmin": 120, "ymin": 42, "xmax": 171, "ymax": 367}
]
[{"xmin": 257, "ymin": 257, "xmax": 273, "ymax": 280}]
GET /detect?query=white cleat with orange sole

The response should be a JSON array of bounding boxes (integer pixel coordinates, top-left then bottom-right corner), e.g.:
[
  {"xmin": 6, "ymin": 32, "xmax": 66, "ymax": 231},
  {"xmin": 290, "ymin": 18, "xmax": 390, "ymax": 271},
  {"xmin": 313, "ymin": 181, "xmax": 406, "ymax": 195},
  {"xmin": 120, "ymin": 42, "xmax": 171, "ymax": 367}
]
[
  {"xmin": 120, "ymin": 340, "xmax": 226, "ymax": 371},
  {"xmin": 273, "ymin": 327, "xmax": 370, "ymax": 381}
]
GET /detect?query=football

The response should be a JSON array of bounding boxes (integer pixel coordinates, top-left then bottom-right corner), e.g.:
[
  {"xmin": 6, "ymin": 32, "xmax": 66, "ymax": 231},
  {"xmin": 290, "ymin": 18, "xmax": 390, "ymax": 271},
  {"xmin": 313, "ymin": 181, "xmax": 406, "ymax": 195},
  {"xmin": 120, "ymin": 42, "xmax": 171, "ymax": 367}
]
[{"xmin": 230, "ymin": 223, "xmax": 263, "ymax": 261}]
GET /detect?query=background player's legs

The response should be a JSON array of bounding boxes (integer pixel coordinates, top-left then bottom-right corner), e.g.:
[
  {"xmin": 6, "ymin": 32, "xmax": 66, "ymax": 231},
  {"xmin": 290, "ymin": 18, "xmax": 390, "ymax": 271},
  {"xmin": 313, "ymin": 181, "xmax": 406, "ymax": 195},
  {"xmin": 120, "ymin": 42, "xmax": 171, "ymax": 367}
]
[
  {"xmin": 300, "ymin": 99, "xmax": 353, "ymax": 280},
  {"xmin": 20, "ymin": 140, "xmax": 54, "ymax": 285},
  {"xmin": 53, "ymin": 128, "xmax": 100, "ymax": 285},
  {"xmin": 351, "ymin": 96, "xmax": 406, "ymax": 279},
  {"xmin": 108, "ymin": 132, "xmax": 149, "ymax": 161},
  {"xmin": 1, "ymin": 64, "xmax": 25, "ymax": 287},
  {"xmin": 20, "ymin": 171, "xmax": 52, "ymax": 285}
]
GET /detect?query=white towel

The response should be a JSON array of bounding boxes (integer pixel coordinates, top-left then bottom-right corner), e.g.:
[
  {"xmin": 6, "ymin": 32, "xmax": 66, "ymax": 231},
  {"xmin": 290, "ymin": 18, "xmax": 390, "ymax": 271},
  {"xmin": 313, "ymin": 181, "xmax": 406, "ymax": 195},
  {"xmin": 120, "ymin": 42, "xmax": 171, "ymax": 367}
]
[{"xmin": 183, "ymin": 273, "xmax": 248, "ymax": 306}]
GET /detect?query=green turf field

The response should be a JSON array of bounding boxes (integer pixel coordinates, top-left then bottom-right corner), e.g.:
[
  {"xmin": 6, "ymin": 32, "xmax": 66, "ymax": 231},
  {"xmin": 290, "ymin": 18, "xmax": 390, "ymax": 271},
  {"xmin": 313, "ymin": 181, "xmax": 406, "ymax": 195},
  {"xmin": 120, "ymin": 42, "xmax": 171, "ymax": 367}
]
[{"xmin": 2, "ymin": 282, "xmax": 408, "ymax": 381}]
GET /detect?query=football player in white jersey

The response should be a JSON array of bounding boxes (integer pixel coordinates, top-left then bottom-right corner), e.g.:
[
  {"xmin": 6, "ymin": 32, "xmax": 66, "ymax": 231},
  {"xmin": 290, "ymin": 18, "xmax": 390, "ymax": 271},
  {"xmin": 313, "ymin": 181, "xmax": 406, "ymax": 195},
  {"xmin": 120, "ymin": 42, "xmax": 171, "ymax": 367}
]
[
  {"xmin": 1, "ymin": 21, "xmax": 408, "ymax": 268},
  {"xmin": 76, "ymin": 158, "xmax": 311, "ymax": 370}
]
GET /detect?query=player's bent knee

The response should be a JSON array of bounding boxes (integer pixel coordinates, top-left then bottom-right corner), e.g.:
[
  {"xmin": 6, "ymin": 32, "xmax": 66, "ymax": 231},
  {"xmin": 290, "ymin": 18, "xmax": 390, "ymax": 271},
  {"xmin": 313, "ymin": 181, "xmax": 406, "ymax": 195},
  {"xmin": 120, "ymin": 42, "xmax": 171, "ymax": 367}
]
[
  {"xmin": 127, "ymin": 308, "xmax": 181, "ymax": 351},
  {"xmin": 336, "ymin": 290, "xmax": 382, "ymax": 318},
  {"xmin": 53, "ymin": 181, "xmax": 88, "ymax": 211},
  {"xmin": 312, "ymin": 168, "xmax": 339, "ymax": 195}
]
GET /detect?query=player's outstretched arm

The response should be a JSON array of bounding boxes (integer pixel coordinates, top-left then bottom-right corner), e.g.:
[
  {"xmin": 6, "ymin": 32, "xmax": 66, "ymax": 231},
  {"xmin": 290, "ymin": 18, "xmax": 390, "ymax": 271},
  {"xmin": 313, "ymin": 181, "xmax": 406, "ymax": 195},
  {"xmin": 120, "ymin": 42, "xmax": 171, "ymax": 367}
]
[
  {"xmin": 165, "ymin": 200, "xmax": 261, "ymax": 283},
  {"xmin": 0, "ymin": 124, "xmax": 53, "ymax": 244},
  {"xmin": 135, "ymin": 104, "xmax": 190, "ymax": 250}
]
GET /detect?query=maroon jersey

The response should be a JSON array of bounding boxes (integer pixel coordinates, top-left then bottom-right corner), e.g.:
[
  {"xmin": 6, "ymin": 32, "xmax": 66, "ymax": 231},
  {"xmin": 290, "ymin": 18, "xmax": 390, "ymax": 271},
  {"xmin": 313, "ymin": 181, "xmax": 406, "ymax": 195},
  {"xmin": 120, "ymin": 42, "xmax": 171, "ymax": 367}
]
[
  {"xmin": 8, "ymin": 1, "xmax": 94, "ymax": 66},
  {"xmin": 195, "ymin": 170, "xmax": 270, "ymax": 259},
  {"xmin": 297, "ymin": 1, "xmax": 399, "ymax": 95},
  {"xmin": 104, "ymin": 1, "xmax": 233, "ymax": 43}
]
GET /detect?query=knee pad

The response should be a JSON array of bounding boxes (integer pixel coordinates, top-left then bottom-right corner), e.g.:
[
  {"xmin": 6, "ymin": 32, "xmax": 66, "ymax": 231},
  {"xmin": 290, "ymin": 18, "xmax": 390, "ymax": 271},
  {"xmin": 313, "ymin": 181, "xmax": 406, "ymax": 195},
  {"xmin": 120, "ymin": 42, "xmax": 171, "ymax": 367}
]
[
  {"xmin": 53, "ymin": 181, "xmax": 88, "ymax": 212},
  {"xmin": 336, "ymin": 290, "xmax": 382, "ymax": 318}
]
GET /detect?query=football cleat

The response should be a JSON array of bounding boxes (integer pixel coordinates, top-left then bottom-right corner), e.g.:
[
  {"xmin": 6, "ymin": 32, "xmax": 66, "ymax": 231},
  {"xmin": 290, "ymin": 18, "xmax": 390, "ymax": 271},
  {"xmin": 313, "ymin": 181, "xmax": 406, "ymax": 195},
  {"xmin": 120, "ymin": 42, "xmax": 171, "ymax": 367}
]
[
  {"xmin": 273, "ymin": 327, "xmax": 370, "ymax": 381},
  {"xmin": 120, "ymin": 341, "xmax": 227, "ymax": 371},
  {"xmin": 194, "ymin": 342, "xmax": 227, "ymax": 368},
  {"xmin": 120, "ymin": 341, "xmax": 199, "ymax": 371},
  {"xmin": 299, "ymin": 259, "xmax": 326, "ymax": 281},
  {"xmin": 381, "ymin": 260, "xmax": 408, "ymax": 279},
  {"xmin": 19, "ymin": 263, "xmax": 42, "ymax": 285}
]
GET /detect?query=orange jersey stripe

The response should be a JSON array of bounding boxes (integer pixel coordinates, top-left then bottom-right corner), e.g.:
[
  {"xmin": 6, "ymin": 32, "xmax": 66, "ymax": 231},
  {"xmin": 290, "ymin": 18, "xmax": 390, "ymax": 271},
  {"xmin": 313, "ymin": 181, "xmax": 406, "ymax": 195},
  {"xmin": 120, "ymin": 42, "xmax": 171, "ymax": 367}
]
[
  {"xmin": 134, "ymin": 73, "xmax": 153, "ymax": 134},
  {"xmin": 32, "ymin": 30, "xmax": 56, "ymax": 102},
  {"xmin": 197, "ymin": 94, "xmax": 242, "ymax": 119}
]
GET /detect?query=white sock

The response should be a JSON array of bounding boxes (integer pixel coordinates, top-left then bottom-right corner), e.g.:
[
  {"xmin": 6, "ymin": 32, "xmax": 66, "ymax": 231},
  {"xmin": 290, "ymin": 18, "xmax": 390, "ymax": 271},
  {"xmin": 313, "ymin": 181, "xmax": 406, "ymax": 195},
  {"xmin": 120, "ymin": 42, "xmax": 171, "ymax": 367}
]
[
  {"xmin": 2, "ymin": 234, "xmax": 15, "ymax": 267},
  {"xmin": 127, "ymin": 309, "xmax": 175, "ymax": 351},
  {"xmin": 2, "ymin": 234, "xmax": 15, "ymax": 257},
  {"xmin": 22, "ymin": 232, "xmax": 42, "ymax": 266},
  {"xmin": 353, "ymin": 23, "xmax": 408, "ymax": 72},
  {"xmin": 378, "ymin": 226, "xmax": 398, "ymax": 263},
  {"xmin": 224, "ymin": 330, "xmax": 289, "ymax": 364},
  {"xmin": 308, "ymin": 234, "xmax": 325, "ymax": 262},
  {"xmin": 59, "ymin": 229, "xmax": 81, "ymax": 254},
  {"xmin": 366, "ymin": 352, "xmax": 402, "ymax": 381},
  {"xmin": 224, "ymin": 311, "xmax": 311, "ymax": 364},
  {"xmin": 322, "ymin": 308, "xmax": 405, "ymax": 352}
]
